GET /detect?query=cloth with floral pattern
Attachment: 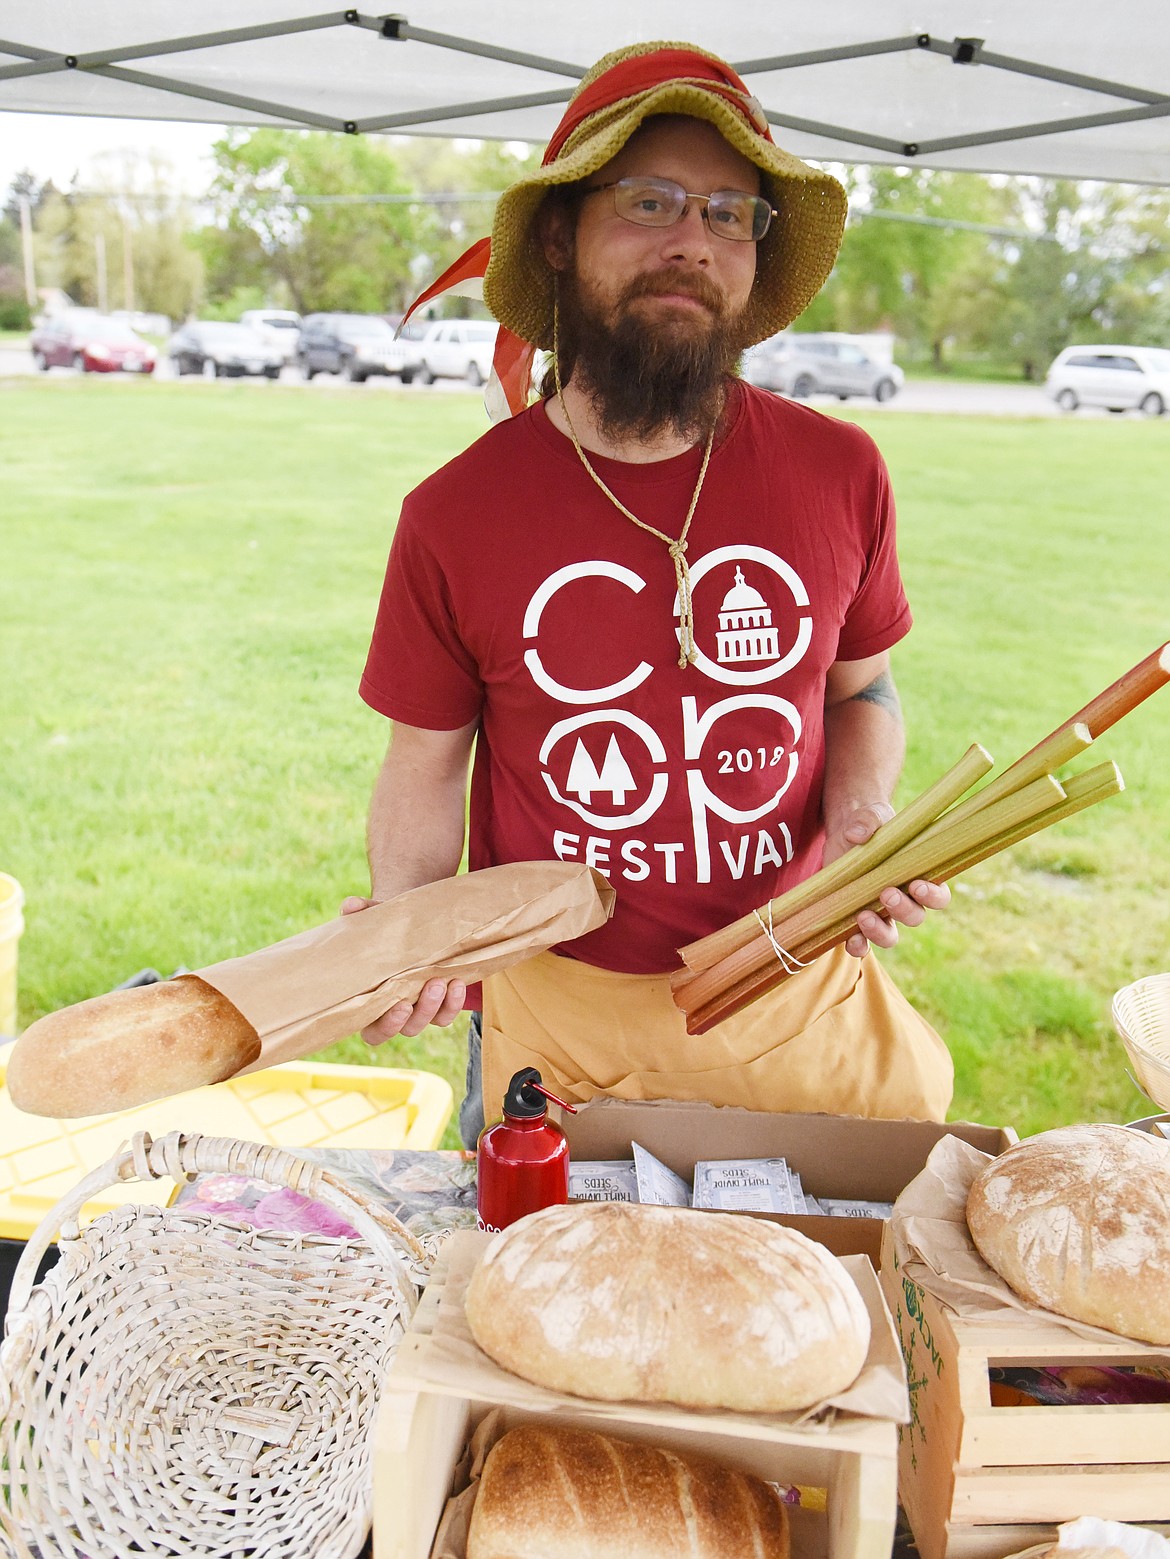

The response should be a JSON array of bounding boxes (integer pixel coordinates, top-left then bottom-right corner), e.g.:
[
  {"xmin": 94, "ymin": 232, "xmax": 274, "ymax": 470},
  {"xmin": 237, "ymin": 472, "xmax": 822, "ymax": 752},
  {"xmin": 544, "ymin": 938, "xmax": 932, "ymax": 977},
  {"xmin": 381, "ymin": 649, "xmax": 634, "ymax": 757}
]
[{"xmin": 175, "ymin": 1148, "xmax": 478, "ymax": 1242}]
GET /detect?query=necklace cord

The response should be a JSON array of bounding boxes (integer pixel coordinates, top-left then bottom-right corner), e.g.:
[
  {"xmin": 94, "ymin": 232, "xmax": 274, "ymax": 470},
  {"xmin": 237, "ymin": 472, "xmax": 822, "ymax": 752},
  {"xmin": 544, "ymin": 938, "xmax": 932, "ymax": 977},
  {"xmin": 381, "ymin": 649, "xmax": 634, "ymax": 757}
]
[{"xmin": 552, "ymin": 292, "xmax": 714, "ymax": 669}]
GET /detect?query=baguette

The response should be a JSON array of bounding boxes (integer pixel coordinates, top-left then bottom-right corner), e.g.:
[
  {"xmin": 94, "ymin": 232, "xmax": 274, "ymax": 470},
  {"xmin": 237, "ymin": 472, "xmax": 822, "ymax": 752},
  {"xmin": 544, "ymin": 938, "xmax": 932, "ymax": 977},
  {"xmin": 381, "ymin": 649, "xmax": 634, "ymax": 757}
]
[
  {"xmin": 466, "ymin": 1424, "xmax": 790, "ymax": 1559},
  {"xmin": 6, "ymin": 975, "xmax": 260, "ymax": 1117}
]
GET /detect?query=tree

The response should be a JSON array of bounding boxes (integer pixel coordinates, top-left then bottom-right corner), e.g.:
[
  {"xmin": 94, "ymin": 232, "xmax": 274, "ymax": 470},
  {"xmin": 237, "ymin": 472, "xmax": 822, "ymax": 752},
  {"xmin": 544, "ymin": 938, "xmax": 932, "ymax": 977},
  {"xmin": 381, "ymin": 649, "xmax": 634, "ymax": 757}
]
[
  {"xmin": 1084, "ymin": 184, "xmax": 1170, "ymax": 345},
  {"xmin": 987, "ymin": 180, "xmax": 1121, "ymax": 378},
  {"xmin": 391, "ymin": 137, "xmax": 541, "ymax": 293},
  {"xmin": 31, "ymin": 153, "xmax": 202, "ymax": 321},
  {"xmin": 202, "ymin": 129, "xmax": 425, "ymax": 314},
  {"xmin": 803, "ymin": 167, "xmax": 1014, "ymax": 368},
  {"xmin": 4, "ymin": 170, "xmax": 50, "ymax": 229},
  {"xmin": 1, "ymin": 171, "xmax": 48, "ymax": 300},
  {"xmin": 195, "ymin": 133, "xmax": 542, "ymax": 318},
  {"xmin": 30, "ymin": 183, "xmax": 95, "ymax": 306}
]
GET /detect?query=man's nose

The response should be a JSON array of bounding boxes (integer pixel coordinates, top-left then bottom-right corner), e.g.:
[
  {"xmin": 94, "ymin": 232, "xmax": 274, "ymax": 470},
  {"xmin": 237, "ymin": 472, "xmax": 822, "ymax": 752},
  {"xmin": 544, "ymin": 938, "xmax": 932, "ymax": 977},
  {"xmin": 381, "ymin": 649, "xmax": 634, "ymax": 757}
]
[{"xmin": 661, "ymin": 200, "xmax": 714, "ymax": 260}]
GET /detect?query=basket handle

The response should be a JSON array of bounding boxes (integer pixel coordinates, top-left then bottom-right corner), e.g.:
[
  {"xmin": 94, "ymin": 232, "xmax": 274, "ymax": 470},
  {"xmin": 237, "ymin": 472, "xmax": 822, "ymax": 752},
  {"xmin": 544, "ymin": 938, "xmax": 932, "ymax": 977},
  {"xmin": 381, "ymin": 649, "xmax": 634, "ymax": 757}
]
[{"xmin": 5, "ymin": 1130, "xmax": 430, "ymax": 1322}]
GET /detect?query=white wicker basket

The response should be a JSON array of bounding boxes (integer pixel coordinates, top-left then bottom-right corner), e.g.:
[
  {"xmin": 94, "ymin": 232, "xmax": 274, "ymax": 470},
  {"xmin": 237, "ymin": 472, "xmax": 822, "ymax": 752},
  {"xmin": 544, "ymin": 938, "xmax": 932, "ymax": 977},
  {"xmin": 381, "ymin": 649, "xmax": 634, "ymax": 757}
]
[
  {"xmin": 1113, "ymin": 972, "xmax": 1170, "ymax": 1111},
  {"xmin": 0, "ymin": 1130, "xmax": 434, "ymax": 1559}
]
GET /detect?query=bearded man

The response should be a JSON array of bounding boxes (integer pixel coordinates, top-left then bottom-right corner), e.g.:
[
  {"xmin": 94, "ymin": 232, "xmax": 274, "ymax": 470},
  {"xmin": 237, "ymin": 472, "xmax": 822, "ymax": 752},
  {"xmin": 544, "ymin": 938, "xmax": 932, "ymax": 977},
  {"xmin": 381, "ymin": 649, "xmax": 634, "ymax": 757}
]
[{"xmin": 350, "ymin": 42, "xmax": 952, "ymax": 1143}]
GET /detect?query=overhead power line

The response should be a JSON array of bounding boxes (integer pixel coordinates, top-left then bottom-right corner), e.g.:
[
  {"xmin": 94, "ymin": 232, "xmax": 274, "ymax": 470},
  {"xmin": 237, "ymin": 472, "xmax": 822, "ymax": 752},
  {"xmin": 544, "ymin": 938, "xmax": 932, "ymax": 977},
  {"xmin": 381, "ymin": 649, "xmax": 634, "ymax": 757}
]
[
  {"xmin": 68, "ymin": 187, "xmax": 503, "ymax": 205},
  {"xmin": 853, "ymin": 207, "xmax": 1060, "ymax": 241},
  {"xmin": 51, "ymin": 186, "xmax": 1068, "ymax": 242}
]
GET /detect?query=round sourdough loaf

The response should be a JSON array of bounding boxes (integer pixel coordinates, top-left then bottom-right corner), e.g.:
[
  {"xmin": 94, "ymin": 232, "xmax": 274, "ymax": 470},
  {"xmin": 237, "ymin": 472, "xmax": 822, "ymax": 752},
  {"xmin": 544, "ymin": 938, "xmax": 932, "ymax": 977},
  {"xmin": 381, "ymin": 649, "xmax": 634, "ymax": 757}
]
[
  {"xmin": 466, "ymin": 1423, "xmax": 790, "ymax": 1559},
  {"xmin": 463, "ymin": 1201, "xmax": 870, "ymax": 1412},
  {"xmin": 5, "ymin": 975, "xmax": 261, "ymax": 1117},
  {"xmin": 966, "ymin": 1123, "xmax": 1170, "ymax": 1344},
  {"xmin": 1027, "ymin": 1549, "xmax": 1130, "ymax": 1559}
]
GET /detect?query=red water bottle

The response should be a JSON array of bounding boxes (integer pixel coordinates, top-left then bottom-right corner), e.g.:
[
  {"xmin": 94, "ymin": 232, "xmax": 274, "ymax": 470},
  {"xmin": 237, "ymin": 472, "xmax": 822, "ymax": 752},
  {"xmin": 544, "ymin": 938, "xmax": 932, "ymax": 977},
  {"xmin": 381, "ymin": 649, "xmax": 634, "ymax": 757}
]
[{"xmin": 477, "ymin": 1067, "xmax": 577, "ymax": 1233}]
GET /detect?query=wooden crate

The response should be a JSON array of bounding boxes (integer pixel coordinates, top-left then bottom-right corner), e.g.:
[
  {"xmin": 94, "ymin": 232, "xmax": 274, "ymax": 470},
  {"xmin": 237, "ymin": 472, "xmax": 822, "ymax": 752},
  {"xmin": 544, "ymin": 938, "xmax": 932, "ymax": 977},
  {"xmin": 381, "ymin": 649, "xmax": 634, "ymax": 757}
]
[
  {"xmin": 373, "ymin": 1231, "xmax": 902, "ymax": 1559},
  {"xmin": 879, "ymin": 1223, "xmax": 1170, "ymax": 1559}
]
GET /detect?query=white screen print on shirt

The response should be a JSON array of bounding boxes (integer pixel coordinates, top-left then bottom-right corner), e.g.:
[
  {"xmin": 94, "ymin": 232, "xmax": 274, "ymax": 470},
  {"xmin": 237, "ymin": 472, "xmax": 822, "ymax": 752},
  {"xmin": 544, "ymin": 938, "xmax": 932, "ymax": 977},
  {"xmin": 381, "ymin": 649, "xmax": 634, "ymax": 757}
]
[{"xmin": 522, "ymin": 545, "xmax": 814, "ymax": 887}]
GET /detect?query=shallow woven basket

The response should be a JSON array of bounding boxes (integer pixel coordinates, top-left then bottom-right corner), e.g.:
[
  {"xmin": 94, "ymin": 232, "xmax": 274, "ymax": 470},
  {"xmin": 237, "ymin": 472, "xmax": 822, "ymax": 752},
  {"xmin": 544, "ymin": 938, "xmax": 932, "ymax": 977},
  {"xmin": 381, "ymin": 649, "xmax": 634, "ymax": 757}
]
[
  {"xmin": 1113, "ymin": 972, "xmax": 1170, "ymax": 1112},
  {"xmin": 0, "ymin": 1130, "xmax": 433, "ymax": 1559}
]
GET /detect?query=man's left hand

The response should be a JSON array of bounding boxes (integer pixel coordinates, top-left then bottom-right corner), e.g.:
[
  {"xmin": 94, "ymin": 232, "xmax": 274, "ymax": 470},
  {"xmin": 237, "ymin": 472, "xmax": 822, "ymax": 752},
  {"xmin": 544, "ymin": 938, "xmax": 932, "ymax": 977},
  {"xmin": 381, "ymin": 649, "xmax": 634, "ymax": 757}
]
[{"xmin": 823, "ymin": 803, "xmax": 951, "ymax": 958}]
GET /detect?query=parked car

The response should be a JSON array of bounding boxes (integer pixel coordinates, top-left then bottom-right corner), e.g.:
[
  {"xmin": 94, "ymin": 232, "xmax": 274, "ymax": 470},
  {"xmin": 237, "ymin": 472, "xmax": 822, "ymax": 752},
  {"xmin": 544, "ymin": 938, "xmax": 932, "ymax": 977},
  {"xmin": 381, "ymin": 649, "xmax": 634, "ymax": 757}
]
[
  {"xmin": 296, "ymin": 313, "xmax": 415, "ymax": 382},
  {"xmin": 31, "ymin": 312, "xmax": 156, "ymax": 375},
  {"xmin": 239, "ymin": 308, "xmax": 303, "ymax": 364},
  {"xmin": 1045, "ymin": 344, "xmax": 1170, "ymax": 415},
  {"xmin": 742, "ymin": 332, "xmax": 903, "ymax": 403},
  {"xmin": 411, "ymin": 318, "xmax": 500, "ymax": 387},
  {"xmin": 169, "ymin": 321, "xmax": 284, "ymax": 379}
]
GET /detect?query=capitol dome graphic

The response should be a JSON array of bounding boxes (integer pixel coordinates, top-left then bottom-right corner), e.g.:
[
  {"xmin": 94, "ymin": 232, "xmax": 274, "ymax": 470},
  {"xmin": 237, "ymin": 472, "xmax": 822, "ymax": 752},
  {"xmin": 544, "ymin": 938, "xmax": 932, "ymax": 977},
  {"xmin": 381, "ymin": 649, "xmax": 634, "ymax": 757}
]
[{"xmin": 716, "ymin": 566, "xmax": 780, "ymax": 664}]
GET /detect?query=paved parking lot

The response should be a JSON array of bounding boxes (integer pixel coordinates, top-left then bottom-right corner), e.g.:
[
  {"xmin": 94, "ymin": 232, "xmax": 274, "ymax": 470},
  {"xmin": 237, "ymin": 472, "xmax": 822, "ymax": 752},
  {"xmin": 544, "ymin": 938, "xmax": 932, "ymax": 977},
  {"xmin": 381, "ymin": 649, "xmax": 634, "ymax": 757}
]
[{"xmin": 3, "ymin": 344, "xmax": 1160, "ymax": 420}]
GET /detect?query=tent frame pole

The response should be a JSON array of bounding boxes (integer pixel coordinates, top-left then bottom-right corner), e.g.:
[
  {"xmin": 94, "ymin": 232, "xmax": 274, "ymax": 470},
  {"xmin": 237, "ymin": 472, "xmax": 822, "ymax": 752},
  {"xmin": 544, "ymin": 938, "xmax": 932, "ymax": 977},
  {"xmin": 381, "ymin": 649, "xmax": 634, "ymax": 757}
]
[{"xmin": 0, "ymin": 15, "xmax": 1166, "ymax": 165}]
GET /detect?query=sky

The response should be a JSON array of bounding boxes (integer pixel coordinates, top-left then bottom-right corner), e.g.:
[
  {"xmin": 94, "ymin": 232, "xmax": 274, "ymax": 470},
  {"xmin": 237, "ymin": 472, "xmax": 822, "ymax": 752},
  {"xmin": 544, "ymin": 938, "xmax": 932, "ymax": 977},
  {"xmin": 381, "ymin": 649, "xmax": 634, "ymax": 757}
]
[{"xmin": 1, "ymin": 111, "xmax": 223, "ymax": 198}]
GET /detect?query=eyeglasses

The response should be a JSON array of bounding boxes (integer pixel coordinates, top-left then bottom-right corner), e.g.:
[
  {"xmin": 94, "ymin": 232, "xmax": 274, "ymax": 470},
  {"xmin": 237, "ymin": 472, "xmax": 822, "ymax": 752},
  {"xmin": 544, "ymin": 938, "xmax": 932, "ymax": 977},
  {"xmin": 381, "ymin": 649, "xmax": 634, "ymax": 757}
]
[{"xmin": 582, "ymin": 176, "xmax": 775, "ymax": 242}]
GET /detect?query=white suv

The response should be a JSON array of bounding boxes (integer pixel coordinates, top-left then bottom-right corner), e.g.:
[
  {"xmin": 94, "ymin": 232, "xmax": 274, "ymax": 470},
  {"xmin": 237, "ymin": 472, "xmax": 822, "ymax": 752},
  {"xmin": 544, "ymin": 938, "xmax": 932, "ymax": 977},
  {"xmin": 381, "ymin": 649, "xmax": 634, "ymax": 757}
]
[
  {"xmin": 1046, "ymin": 345, "xmax": 1170, "ymax": 416},
  {"xmin": 413, "ymin": 319, "xmax": 499, "ymax": 387},
  {"xmin": 239, "ymin": 308, "xmax": 303, "ymax": 363}
]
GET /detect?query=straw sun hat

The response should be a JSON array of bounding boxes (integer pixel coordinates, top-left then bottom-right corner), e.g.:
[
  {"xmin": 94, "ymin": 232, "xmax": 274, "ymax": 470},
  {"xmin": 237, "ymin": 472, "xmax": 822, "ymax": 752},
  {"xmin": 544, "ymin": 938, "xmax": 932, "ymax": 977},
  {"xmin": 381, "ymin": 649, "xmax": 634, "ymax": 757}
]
[{"xmin": 483, "ymin": 40, "xmax": 848, "ymax": 352}]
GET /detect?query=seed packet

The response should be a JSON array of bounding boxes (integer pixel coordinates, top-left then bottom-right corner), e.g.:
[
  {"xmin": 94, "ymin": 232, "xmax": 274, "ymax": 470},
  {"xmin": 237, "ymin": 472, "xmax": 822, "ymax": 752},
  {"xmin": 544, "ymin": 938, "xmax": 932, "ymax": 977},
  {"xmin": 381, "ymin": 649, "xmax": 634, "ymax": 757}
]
[
  {"xmin": 632, "ymin": 1141, "xmax": 692, "ymax": 1206},
  {"xmin": 568, "ymin": 1161, "xmax": 638, "ymax": 1203},
  {"xmin": 820, "ymin": 1198, "xmax": 895, "ymax": 1219},
  {"xmin": 788, "ymin": 1171, "xmax": 827, "ymax": 1215},
  {"xmin": 692, "ymin": 1157, "xmax": 797, "ymax": 1212}
]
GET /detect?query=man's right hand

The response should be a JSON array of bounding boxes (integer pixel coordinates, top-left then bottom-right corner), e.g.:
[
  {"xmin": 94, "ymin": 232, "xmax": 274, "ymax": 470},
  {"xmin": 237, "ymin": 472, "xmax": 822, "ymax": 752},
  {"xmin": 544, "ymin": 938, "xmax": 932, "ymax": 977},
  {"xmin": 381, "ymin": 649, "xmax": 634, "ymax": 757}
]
[{"xmin": 339, "ymin": 895, "xmax": 467, "ymax": 1042}]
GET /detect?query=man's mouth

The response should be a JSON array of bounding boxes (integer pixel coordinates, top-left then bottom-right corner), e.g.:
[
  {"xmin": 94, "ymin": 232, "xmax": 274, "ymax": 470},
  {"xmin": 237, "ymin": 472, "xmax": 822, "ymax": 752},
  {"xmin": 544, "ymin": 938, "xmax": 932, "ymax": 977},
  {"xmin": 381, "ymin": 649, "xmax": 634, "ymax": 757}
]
[
  {"xmin": 622, "ymin": 275, "xmax": 724, "ymax": 318},
  {"xmin": 645, "ymin": 291, "xmax": 709, "ymax": 312}
]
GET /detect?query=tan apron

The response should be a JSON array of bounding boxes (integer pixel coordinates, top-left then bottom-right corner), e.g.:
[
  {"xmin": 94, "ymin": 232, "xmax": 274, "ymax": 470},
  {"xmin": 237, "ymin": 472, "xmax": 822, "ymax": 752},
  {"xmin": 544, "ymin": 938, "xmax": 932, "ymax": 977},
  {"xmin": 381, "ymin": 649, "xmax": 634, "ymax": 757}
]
[{"xmin": 481, "ymin": 945, "xmax": 953, "ymax": 1124}]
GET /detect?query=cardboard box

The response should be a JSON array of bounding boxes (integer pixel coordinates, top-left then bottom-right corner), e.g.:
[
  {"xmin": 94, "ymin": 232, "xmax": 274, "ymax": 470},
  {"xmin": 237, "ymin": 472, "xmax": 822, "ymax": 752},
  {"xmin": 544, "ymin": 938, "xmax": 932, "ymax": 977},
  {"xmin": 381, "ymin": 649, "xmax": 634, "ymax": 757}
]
[
  {"xmin": 374, "ymin": 1229, "xmax": 907, "ymax": 1559},
  {"xmin": 879, "ymin": 1221, "xmax": 1170, "ymax": 1559},
  {"xmin": 563, "ymin": 1099, "xmax": 1016, "ymax": 1265}
]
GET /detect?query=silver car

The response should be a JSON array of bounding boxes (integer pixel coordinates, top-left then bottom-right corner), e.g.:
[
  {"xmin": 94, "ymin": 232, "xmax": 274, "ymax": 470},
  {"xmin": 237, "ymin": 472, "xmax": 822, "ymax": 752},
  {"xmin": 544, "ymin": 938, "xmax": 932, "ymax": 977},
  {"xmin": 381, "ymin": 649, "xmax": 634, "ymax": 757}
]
[
  {"xmin": 168, "ymin": 321, "xmax": 283, "ymax": 379},
  {"xmin": 742, "ymin": 333, "xmax": 904, "ymax": 403}
]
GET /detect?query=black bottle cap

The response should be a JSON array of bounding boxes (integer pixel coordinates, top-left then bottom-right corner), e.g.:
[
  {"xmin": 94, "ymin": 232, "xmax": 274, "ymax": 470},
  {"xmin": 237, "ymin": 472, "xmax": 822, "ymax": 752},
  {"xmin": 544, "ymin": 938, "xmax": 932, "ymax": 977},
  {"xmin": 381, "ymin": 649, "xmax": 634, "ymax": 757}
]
[{"xmin": 503, "ymin": 1066, "xmax": 547, "ymax": 1119}]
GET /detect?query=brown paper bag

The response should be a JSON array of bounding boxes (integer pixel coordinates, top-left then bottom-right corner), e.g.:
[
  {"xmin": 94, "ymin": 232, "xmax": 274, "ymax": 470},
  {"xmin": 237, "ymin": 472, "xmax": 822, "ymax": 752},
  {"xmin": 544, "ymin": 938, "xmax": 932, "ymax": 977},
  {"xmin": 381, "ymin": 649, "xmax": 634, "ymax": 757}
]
[{"xmin": 192, "ymin": 862, "xmax": 614, "ymax": 1074}]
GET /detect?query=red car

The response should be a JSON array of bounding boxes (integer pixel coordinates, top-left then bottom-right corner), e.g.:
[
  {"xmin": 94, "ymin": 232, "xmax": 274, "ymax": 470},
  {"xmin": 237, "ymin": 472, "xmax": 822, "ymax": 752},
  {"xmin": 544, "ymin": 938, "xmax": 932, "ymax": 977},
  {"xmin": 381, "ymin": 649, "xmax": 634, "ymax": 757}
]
[{"xmin": 31, "ymin": 313, "xmax": 156, "ymax": 375}]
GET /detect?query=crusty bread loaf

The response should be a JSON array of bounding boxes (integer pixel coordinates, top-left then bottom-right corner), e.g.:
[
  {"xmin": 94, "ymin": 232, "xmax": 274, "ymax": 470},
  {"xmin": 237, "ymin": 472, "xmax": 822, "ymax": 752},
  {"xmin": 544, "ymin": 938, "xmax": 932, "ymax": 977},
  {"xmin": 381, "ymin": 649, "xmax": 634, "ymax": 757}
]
[
  {"xmin": 6, "ymin": 976, "xmax": 260, "ymax": 1117},
  {"xmin": 466, "ymin": 1424, "xmax": 790, "ymax": 1559},
  {"xmin": 464, "ymin": 1201, "xmax": 870, "ymax": 1413},
  {"xmin": 1025, "ymin": 1548, "xmax": 1130, "ymax": 1559},
  {"xmin": 966, "ymin": 1123, "xmax": 1170, "ymax": 1344}
]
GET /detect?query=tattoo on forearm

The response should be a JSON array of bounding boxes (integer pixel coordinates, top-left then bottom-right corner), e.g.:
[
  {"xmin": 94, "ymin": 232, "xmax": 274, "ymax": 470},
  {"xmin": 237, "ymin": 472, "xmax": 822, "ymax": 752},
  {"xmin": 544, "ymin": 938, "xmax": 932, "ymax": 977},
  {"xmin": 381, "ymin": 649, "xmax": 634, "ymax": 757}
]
[{"xmin": 848, "ymin": 671, "xmax": 902, "ymax": 719}]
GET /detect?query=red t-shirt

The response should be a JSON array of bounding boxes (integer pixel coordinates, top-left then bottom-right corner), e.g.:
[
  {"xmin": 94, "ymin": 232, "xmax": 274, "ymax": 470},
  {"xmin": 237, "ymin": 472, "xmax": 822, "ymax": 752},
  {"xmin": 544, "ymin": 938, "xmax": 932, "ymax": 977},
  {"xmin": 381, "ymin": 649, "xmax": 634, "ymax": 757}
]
[{"xmin": 360, "ymin": 380, "xmax": 911, "ymax": 974}]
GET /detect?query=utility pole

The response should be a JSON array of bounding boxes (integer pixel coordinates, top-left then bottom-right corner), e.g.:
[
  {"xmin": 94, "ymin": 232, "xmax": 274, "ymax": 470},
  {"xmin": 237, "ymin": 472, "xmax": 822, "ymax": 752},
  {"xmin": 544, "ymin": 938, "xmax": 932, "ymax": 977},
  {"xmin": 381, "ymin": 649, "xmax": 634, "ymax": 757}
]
[
  {"xmin": 120, "ymin": 209, "xmax": 135, "ymax": 312},
  {"xmin": 19, "ymin": 194, "xmax": 37, "ymax": 308},
  {"xmin": 95, "ymin": 230, "xmax": 108, "ymax": 312}
]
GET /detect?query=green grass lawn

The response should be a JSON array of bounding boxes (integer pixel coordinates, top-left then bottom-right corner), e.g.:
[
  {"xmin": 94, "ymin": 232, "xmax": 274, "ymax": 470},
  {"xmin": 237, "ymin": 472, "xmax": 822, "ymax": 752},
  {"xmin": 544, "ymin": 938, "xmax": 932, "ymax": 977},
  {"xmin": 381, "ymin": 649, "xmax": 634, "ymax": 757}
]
[{"xmin": 2, "ymin": 375, "xmax": 1167, "ymax": 1142}]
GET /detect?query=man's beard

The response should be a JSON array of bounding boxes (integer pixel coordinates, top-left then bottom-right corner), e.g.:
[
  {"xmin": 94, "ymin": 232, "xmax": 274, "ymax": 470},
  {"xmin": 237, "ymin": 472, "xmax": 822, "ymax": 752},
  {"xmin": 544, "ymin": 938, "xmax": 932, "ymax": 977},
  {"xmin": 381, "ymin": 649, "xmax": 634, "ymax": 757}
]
[{"xmin": 553, "ymin": 266, "xmax": 750, "ymax": 445}]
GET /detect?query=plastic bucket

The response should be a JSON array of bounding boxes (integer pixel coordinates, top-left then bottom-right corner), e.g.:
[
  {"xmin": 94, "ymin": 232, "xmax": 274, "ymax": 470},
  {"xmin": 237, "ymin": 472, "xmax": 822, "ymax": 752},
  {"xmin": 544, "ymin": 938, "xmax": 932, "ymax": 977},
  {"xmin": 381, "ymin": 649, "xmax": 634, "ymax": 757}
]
[{"xmin": 0, "ymin": 874, "xmax": 24, "ymax": 1038}]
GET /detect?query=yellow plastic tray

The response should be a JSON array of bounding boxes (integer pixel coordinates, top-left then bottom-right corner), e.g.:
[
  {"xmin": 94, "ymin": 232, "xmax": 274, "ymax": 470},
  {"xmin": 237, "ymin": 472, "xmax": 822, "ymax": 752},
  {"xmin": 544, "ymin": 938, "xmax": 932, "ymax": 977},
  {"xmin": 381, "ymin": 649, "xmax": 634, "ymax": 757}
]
[{"xmin": 0, "ymin": 1056, "xmax": 453, "ymax": 1241}]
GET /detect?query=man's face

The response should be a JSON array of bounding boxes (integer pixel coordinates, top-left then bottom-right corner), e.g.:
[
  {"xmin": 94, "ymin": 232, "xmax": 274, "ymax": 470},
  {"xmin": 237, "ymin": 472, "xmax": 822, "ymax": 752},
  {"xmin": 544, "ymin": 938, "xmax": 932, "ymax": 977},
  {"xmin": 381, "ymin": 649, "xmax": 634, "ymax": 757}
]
[
  {"xmin": 569, "ymin": 116, "xmax": 760, "ymax": 339},
  {"xmin": 543, "ymin": 115, "xmax": 763, "ymax": 442}
]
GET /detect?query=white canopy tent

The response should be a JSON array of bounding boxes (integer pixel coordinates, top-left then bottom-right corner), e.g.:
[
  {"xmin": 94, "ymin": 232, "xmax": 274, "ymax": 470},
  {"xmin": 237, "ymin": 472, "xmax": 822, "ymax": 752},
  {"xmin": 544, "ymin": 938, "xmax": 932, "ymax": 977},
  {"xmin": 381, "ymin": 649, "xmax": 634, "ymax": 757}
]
[{"xmin": 2, "ymin": 2, "xmax": 1169, "ymax": 184}]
